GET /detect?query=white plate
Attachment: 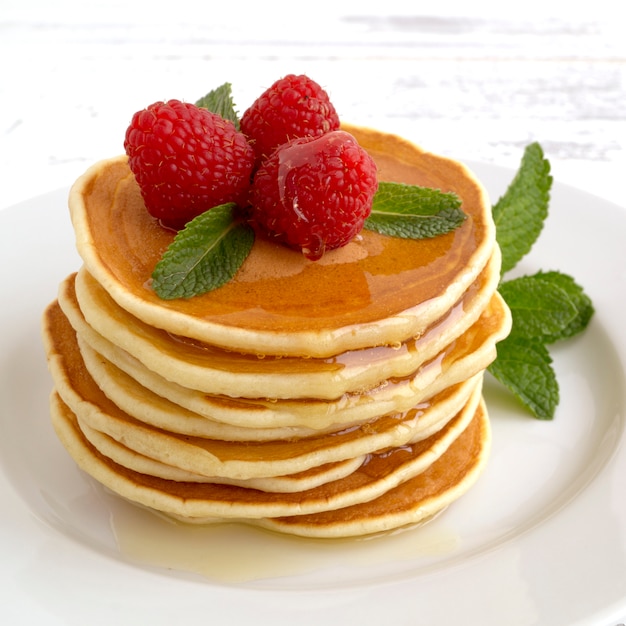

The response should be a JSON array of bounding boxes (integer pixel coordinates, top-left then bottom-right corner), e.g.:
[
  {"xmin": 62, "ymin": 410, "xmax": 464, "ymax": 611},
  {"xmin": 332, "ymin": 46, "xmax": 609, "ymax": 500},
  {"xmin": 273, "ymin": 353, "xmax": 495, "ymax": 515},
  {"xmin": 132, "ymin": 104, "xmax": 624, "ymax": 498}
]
[{"xmin": 1, "ymin": 164, "xmax": 625, "ymax": 626}]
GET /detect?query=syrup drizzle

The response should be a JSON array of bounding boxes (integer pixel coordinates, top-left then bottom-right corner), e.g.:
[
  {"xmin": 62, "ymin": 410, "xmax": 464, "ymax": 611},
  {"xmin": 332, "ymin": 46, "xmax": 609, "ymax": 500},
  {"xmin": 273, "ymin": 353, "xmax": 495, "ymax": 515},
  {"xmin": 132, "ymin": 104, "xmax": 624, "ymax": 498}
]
[{"xmin": 108, "ymin": 496, "xmax": 458, "ymax": 585}]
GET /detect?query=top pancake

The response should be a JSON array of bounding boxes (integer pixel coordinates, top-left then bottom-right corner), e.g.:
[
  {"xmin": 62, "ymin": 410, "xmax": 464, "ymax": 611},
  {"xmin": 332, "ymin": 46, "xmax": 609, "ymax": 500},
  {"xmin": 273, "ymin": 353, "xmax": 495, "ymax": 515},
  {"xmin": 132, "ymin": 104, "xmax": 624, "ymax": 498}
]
[{"xmin": 69, "ymin": 124, "xmax": 497, "ymax": 357}]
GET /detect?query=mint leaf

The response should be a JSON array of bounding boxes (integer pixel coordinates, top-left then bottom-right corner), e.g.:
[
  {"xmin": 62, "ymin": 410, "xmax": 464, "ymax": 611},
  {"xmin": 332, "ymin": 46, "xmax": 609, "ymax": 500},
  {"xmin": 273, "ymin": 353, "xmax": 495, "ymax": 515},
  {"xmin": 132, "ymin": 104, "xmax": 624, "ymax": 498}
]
[
  {"xmin": 364, "ymin": 181, "xmax": 466, "ymax": 239},
  {"xmin": 195, "ymin": 83, "xmax": 240, "ymax": 130},
  {"xmin": 490, "ymin": 143, "xmax": 595, "ymax": 419},
  {"xmin": 488, "ymin": 336, "xmax": 559, "ymax": 420},
  {"xmin": 531, "ymin": 271, "xmax": 594, "ymax": 342},
  {"xmin": 151, "ymin": 204, "xmax": 253, "ymax": 299},
  {"xmin": 493, "ymin": 142, "xmax": 552, "ymax": 275},
  {"xmin": 498, "ymin": 273, "xmax": 579, "ymax": 341},
  {"xmin": 495, "ymin": 271, "xmax": 593, "ymax": 418}
]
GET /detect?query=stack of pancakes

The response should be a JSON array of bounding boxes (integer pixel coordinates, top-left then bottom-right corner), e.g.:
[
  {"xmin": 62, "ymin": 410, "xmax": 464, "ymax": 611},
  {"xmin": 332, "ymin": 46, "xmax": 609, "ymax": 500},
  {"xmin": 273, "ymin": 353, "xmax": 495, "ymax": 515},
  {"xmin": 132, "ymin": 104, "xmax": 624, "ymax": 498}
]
[{"xmin": 42, "ymin": 125, "xmax": 511, "ymax": 538}]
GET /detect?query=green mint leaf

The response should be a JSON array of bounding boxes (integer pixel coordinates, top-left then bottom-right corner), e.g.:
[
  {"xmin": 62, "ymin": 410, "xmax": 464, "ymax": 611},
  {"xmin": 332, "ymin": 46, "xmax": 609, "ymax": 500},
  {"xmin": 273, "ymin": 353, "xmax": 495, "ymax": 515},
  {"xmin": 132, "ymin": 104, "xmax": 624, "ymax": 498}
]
[
  {"xmin": 536, "ymin": 271, "xmax": 594, "ymax": 342},
  {"xmin": 488, "ymin": 336, "xmax": 559, "ymax": 420},
  {"xmin": 195, "ymin": 82, "xmax": 240, "ymax": 130},
  {"xmin": 502, "ymin": 271, "xmax": 594, "ymax": 344},
  {"xmin": 151, "ymin": 204, "xmax": 254, "ymax": 299},
  {"xmin": 490, "ymin": 143, "xmax": 595, "ymax": 420},
  {"xmin": 493, "ymin": 142, "xmax": 552, "ymax": 275},
  {"xmin": 499, "ymin": 273, "xmax": 579, "ymax": 342},
  {"xmin": 364, "ymin": 181, "xmax": 466, "ymax": 239}
]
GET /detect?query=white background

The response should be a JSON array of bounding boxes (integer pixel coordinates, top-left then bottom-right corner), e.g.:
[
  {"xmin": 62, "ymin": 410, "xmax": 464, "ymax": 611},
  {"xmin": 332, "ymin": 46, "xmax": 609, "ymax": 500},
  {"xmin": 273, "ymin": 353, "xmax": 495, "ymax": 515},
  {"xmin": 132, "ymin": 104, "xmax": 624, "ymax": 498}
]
[{"xmin": 1, "ymin": 0, "xmax": 625, "ymax": 211}]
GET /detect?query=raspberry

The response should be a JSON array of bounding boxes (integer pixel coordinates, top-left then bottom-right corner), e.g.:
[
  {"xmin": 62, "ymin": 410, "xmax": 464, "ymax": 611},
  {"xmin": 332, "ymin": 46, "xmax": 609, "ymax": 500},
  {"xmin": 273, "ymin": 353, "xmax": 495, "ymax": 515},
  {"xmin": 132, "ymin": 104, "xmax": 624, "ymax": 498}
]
[
  {"xmin": 240, "ymin": 74, "xmax": 340, "ymax": 164},
  {"xmin": 124, "ymin": 99, "xmax": 255, "ymax": 229},
  {"xmin": 249, "ymin": 130, "xmax": 378, "ymax": 260}
]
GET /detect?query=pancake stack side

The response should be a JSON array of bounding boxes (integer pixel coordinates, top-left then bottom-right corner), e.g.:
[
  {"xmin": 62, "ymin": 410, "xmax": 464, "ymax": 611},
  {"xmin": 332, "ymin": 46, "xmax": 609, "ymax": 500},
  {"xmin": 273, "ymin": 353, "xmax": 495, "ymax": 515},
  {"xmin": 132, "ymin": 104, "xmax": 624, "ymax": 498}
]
[{"xmin": 42, "ymin": 125, "xmax": 511, "ymax": 538}]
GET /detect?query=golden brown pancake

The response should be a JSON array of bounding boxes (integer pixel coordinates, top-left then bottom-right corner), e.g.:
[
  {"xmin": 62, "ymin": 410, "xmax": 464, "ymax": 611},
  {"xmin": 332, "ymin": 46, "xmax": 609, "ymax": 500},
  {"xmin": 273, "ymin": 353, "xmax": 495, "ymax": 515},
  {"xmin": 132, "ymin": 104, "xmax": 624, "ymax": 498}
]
[
  {"xmin": 71, "ymin": 246, "xmax": 501, "ymax": 400},
  {"xmin": 76, "ymin": 422, "xmax": 367, "ymax": 493},
  {"xmin": 42, "ymin": 124, "xmax": 511, "ymax": 538},
  {"xmin": 68, "ymin": 125, "xmax": 497, "ymax": 358}
]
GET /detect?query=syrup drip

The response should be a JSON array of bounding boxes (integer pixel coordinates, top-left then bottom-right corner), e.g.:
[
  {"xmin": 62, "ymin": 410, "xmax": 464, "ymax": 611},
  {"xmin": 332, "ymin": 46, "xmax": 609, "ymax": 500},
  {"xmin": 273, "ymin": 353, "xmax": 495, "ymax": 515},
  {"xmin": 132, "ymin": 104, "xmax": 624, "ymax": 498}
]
[{"xmin": 108, "ymin": 496, "xmax": 458, "ymax": 584}]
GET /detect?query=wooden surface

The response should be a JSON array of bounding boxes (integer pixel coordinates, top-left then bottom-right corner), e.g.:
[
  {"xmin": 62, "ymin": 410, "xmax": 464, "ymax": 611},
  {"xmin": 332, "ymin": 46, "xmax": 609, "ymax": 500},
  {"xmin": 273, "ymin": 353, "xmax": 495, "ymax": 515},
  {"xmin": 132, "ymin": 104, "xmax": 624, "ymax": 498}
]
[{"xmin": 1, "ymin": 0, "xmax": 625, "ymax": 211}]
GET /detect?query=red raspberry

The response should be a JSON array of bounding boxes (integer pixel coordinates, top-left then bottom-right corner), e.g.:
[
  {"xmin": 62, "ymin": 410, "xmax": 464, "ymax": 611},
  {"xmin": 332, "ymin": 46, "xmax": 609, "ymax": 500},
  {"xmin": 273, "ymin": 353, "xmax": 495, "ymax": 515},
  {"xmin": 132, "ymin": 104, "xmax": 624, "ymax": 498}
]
[
  {"xmin": 240, "ymin": 74, "xmax": 340, "ymax": 164},
  {"xmin": 249, "ymin": 130, "xmax": 378, "ymax": 260},
  {"xmin": 124, "ymin": 99, "xmax": 255, "ymax": 229}
]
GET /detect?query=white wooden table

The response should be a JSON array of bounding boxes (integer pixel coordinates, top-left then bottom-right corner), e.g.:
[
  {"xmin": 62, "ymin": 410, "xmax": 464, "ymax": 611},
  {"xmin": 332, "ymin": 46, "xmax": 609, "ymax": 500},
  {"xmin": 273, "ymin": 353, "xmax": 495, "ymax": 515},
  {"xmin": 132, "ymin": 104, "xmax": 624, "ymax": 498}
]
[
  {"xmin": 2, "ymin": 0, "xmax": 625, "ymax": 211},
  {"xmin": 1, "ymin": 1, "xmax": 625, "ymax": 624}
]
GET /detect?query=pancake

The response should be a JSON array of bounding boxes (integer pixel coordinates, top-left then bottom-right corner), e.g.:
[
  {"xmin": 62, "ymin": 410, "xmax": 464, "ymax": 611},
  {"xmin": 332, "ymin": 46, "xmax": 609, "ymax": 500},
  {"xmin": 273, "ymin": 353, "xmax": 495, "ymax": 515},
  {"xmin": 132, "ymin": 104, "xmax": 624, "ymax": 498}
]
[
  {"xmin": 72, "ymin": 244, "xmax": 500, "ymax": 400},
  {"xmin": 76, "ymin": 422, "xmax": 367, "ymax": 493},
  {"xmin": 68, "ymin": 124, "xmax": 497, "ymax": 358},
  {"xmin": 42, "ymin": 122, "xmax": 511, "ymax": 538}
]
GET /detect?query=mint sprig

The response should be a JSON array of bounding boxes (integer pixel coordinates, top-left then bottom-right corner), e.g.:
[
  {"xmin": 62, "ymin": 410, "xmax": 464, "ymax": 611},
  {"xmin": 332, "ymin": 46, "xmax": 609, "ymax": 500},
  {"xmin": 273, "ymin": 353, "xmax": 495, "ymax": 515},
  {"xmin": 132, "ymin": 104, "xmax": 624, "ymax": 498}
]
[
  {"xmin": 488, "ymin": 144, "xmax": 594, "ymax": 419},
  {"xmin": 151, "ymin": 203, "xmax": 254, "ymax": 300},
  {"xmin": 364, "ymin": 182, "xmax": 465, "ymax": 238}
]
